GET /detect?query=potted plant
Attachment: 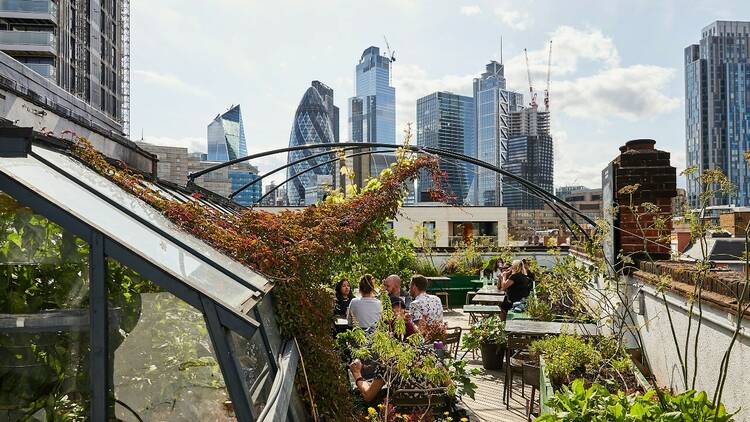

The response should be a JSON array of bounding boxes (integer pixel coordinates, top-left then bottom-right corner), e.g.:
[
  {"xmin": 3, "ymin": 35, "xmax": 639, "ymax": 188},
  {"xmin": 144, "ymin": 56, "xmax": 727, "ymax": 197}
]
[{"xmin": 461, "ymin": 316, "xmax": 507, "ymax": 370}]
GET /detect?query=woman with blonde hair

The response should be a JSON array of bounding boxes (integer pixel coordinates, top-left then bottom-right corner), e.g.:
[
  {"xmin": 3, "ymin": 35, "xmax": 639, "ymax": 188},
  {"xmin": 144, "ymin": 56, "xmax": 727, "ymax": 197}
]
[{"xmin": 499, "ymin": 260, "xmax": 531, "ymax": 319}]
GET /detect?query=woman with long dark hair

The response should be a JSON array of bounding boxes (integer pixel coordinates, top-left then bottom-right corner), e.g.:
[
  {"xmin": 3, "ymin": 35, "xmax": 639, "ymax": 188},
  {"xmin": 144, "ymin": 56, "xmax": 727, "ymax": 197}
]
[{"xmin": 334, "ymin": 278, "xmax": 354, "ymax": 317}]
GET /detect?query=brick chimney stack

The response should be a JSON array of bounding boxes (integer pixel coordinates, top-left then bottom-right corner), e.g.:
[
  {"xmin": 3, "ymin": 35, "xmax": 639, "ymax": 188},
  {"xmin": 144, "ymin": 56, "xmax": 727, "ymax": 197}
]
[{"xmin": 604, "ymin": 139, "xmax": 677, "ymax": 263}]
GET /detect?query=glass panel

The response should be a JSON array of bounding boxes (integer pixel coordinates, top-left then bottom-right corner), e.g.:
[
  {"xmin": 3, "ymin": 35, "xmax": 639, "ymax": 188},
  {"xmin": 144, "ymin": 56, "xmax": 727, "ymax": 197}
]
[
  {"xmin": 0, "ymin": 153, "xmax": 256, "ymax": 311},
  {"xmin": 0, "ymin": 192, "xmax": 89, "ymax": 420},
  {"xmin": 108, "ymin": 258, "xmax": 236, "ymax": 421},
  {"xmin": 230, "ymin": 331, "xmax": 274, "ymax": 419},
  {"xmin": 256, "ymin": 296, "xmax": 281, "ymax": 357},
  {"xmin": 35, "ymin": 147, "xmax": 269, "ymax": 293}
]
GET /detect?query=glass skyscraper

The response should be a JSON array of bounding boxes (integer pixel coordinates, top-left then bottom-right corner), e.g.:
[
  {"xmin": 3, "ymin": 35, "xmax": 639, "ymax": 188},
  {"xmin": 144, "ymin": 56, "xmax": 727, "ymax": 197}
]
[
  {"xmin": 416, "ymin": 91, "xmax": 475, "ymax": 204},
  {"xmin": 472, "ymin": 61, "xmax": 524, "ymax": 206},
  {"xmin": 207, "ymin": 105, "xmax": 248, "ymax": 162},
  {"xmin": 286, "ymin": 82, "xmax": 338, "ymax": 205},
  {"xmin": 349, "ymin": 46, "xmax": 396, "ymax": 186},
  {"xmin": 230, "ymin": 172, "xmax": 262, "ymax": 206},
  {"xmin": 685, "ymin": 21, "xmax": 750, "ymax": 207}
]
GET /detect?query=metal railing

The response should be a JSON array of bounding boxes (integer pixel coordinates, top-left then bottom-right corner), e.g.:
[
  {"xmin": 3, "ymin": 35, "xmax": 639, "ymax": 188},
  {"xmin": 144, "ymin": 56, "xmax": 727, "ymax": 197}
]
[
  {"xmin": 0, "ymin": 0, "xmax": 56, "ymax": 15},
  {"xmin": 0, "ymin": 30, "xmax": 55, "ymax": 47}
]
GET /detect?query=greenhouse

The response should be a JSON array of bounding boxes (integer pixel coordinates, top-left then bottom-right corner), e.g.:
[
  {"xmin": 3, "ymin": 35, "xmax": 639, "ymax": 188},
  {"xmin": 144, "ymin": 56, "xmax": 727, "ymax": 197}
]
[{"xmin": 0, "ymin": 128, "xmax": 304, "ymax": 421}]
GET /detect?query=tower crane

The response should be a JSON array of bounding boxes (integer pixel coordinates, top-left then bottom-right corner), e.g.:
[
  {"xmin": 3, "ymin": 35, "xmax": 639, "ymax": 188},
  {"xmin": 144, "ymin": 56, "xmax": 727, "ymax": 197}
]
[
  {"xmin": 544, "ymin": 40, "xmax": 552, "ymax": 111},
  {"xmin": 524, "ymin": 48, "xmax": 537, "ymax": 109},
  {"xmin": 383, "ymin": 35, "xmax": 396, "ymax": 62}
]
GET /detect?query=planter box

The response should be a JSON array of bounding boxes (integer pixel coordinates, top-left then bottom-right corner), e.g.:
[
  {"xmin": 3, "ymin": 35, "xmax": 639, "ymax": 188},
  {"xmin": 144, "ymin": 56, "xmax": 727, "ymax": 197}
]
[{"xmin": 538, "ymin": 356, "xmax": 651, "ymax": 416}]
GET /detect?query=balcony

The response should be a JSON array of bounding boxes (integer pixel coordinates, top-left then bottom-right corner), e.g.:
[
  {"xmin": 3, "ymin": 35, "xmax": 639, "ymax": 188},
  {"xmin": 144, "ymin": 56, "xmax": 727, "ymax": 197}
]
[
  {"xmin": 0, "ymin": 30, "xmax": 56, "ymax": 55},
  {"xmin": 0, "ymin": 0, "xmax": 57, "ymax": 23},
  {"xmin": 448, "ymin": 235, "xmax": 498, "ymax": 247}
]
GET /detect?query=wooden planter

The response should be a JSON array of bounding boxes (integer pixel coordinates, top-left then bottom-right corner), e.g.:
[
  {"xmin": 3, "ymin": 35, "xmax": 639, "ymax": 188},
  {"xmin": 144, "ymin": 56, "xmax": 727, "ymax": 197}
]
[{"xmin": 538, "ymin": 356, "xmax": 651, "ymax": 416}]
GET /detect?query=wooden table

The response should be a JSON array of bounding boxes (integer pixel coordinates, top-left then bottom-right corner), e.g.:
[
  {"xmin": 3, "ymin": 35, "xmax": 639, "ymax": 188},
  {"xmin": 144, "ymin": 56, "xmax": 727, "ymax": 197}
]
[
  {"xmin": 475, "ymin": 285, "xmax": 504, "ymax": 296},
  {"xmin": 502, "ymin": 319, "xmax": 599, "ymax": 407},
  {"xmin": 462, "ymin": 304, "xmax": 502, "ymax": 324},
  {"xmin": 471, "ymin": 294, "xmax": 505, "ymax": 306},
  {"xmin": 504, "ymin": 320, "xmax": 598, "ymax": 337}
]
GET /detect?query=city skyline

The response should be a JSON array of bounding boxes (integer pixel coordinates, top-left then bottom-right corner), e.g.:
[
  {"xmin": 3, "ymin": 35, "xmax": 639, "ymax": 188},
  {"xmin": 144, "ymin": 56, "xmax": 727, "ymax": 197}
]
[{"xmin": 130, "ymin": 0, "xmax": 750, "ymax": 190}]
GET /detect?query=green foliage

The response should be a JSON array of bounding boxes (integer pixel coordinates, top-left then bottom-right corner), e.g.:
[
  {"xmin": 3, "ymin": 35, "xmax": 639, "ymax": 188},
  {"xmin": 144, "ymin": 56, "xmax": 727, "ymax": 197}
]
[
  {"xmin": 532, "ymin": 335, "xmax": 601, "ymax": 386},
  {"xmin": 534, "ymin": 254, "xmax": 594, "ymax": 320},
  {"xmin": 444, "ymin": 241, "xmax": 485, "ymax": 275},
  {"xmin": 412, "ymin": 258, "xmax": 443, "ymax": 277},
  {"xmin": 527, "ymin": 295, "xmax": 555, "ymax": 322},
  {"xmin": 538, "ymin": 379, "xmax": 735, "ymax": 422},
  {"xmin": 461, "ymin": 316, "xmax": 507, "ymax": 350},
  {"xmin": 330, "ymin": 229, "xmax": 416, "ymax": 286}
]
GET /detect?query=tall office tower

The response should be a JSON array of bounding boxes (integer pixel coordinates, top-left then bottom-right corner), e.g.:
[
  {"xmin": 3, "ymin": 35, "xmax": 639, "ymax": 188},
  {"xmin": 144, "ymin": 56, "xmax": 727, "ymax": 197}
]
[
  {"xmin": 416, "ymin": 91, "xmax": 475, "ymax": 204},
  {"xmin": 0, "ymin": 0, "xmax": 130, "ymax": 134},
  {"xmin": 685, "ymin": 21, "xmax": 750, "ymax": 207},
  {"xmin": 286, "ymin": 82, "xmax": 338, "ymax": 205},
  {"xmin": 502, "ymin": 107, "xmax": 554, "ymax": 209},
  {"xmin": 472, "ymin": 61, "xmax": 524, "ymax": 206},
  {"xmin": 207, "ymin": 105, "xmax": 247, "ymax": 162},
  {"xmin": 312, "ymin": 80, "xmax": 340, "ymax": 143},
  {"xmin": 348, "ymin": 46, "xmax": 396, "ymax": 186}
]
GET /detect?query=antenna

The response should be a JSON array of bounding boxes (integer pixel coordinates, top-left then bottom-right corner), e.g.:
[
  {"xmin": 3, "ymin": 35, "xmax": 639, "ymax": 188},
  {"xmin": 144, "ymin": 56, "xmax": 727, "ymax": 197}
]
[
  {"xmin": 500, "ymin": 36, "xmax": 503, "ymax": 64},
  {"xmin": 544, "ymin": 40, "xmax": 552, "ymax": 111},
  {"xmin": 524, "ymin": 48, "xmax": 538, "ymax": 109}
]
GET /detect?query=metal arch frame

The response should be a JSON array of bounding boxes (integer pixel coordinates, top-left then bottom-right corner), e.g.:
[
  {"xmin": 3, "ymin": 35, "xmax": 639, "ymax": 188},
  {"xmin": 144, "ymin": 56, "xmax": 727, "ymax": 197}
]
[
  {"xmin": 0, "ymin": 138, "xmax": 274, "ymax": 422},
  {"xmin": 189, "ymin": 142, "xmax": 595, "ymax": 227},
  {"xmin": 258, "ymin": 149, "xmax": 375, "ymax": 206},
  {"xmin": 201, "ymin": 142, "xmax": 595, "ymax": 239},
  {"xmin": 229, "ymin": 145, "xmax": 361, "ymax": 199}
]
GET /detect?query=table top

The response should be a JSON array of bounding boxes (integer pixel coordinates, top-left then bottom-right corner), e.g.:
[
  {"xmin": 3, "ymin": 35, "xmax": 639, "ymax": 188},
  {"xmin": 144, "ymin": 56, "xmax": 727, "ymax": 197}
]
[
  {"xmin": 463, "ymin": 304, "xmax": 502, "ymax": 313},
  {"xmin": 475, "ymin": 285, "xmax": 504, "ymax": 295},
  {"xmin": 427, "ymin": 276, "xmax": 451, "ymax": 281},
  {"xmin": 504, "ymin": 319, "xmax": 598, "ymax": 337},
  {"xmin": 472, "ymin": 294, "xmax": 505, "ymax": 304}
]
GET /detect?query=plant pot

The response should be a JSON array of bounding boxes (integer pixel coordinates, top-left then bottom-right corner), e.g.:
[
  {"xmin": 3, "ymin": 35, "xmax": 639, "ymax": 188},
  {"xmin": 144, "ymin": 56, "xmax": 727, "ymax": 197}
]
[{"xmin": 479, "ymin": 342, "xmax": 503, "ymax": 370}]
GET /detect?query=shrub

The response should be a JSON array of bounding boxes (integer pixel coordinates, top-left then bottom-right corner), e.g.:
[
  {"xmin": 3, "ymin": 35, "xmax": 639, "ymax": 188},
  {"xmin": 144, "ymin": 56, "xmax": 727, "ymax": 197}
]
[
  {"xmin": 461, "ymin": 316, "xmax": 507, "ymax": 351},
  {"xmin": 527, "ymin": 295, "xmax": 555, "ymax": 322},
  {"xmin": 538, "ymin": 379, "xmax": 735, "ymax": 421},
  {"xmin": 530, "ymin": 334, "xmax": 601, "ymax": 386}
]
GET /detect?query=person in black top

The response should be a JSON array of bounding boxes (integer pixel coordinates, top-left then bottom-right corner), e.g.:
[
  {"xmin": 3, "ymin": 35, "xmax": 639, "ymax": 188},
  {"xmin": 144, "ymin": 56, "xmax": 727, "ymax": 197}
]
[
  {"xmin": 334, "ymin": 278, "xmax": 354, "ymax": 317},
  {"xmin": 499, "ymin": 260, "xmax": 530, "ymax": 318}
]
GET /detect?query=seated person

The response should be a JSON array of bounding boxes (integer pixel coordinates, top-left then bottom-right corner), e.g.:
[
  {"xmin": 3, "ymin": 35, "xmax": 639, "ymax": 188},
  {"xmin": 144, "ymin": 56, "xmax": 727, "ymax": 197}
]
[
  {"xmin": 408, "ymin": 275, "xmax": 443, "ymax": 325},
  {"xmin": 500, "ymin": 260, "xmax": 531, "ymax": 316},
  {"xmin": 383, "ymin": 274, "xmax": 412, "ymax": 308},
  {"xmin": 347, "ymin": 274, "xmax": 382, "ymax": 331},
  {"xmin": 389, "ymin": 296, "xmax": 416, "ymax": 338},
  {"xmin": 334, "ymin": 278, "xmax": 354, "ymax": 317},
  {"xmin": 349, "ymin": 349, "xmax": 448, "ymax": 404}
]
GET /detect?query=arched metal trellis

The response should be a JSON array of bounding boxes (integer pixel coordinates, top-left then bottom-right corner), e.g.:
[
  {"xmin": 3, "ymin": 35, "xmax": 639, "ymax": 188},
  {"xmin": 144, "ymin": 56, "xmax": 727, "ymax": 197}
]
[{"xmin": 187, "ymin": 143, "xmax": 596, "ymax": 239}]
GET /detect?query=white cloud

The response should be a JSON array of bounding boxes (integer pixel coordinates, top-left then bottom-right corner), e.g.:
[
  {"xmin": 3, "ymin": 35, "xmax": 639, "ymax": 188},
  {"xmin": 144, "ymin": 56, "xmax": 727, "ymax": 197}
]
[
  {"xmin": 554, "ymin": 65, "xmax": 680, "ymax": 121},
  {"xmin": 494, "ymin": 6, "xmax": 532, "ymax": 31},
  {"xmin": 133, "ymin": 70, "xmax": 210, "ymax": 97},
  {"xmin": 460, "ymin": 5, "xmax": 481, "ymax": 16}
]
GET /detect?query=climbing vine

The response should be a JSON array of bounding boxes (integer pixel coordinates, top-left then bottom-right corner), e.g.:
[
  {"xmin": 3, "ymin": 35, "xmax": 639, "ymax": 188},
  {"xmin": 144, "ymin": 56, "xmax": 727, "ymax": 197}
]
[{"xmin": 71, "ymin": 135, "xmax": 446, "ymax": 420}]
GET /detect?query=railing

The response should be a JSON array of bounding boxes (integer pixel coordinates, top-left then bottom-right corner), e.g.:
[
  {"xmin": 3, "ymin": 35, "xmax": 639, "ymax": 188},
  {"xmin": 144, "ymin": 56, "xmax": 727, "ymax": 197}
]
[
  {"xmin": 0, "ymin": 30, "xmax": 56, "ymax": 48},
  {"xmin": 448, "ymin": 235, "xmax": 498, "ymax": 247},
  {"xmin": 0, "ymin": 0, "xmax": 56, "ymax": 15}
]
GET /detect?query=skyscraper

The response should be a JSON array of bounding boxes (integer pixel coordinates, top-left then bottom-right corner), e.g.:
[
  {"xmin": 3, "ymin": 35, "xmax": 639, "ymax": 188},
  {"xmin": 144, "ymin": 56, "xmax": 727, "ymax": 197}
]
[
  {"xmin": 472, "ymin": 61, "xmax": 524, "ymax": 206},
  {"xmin": 207, "ymin": 105, "xmax": 248, "ymax": 162},
  {"xmin": 349, "ymin": 46, "xmax": 396, "ymax": 186},
  {"xmin": 416, "ymin": 91, "xmax": 475, "ymax": 204},
  {"xmin": 502, "ymin": 107, "xmax": 554, "ymax": 209},
  {"xmin": 0, "ymin": 0, "xmax": 130, "ymax": 134},
  {"xmin": 286, "ymin": 82, "xmax": 338, "ymax": 205},
  {"xmin": 685, "ymin": 21, "xmax": 750, "ymax": 207}
]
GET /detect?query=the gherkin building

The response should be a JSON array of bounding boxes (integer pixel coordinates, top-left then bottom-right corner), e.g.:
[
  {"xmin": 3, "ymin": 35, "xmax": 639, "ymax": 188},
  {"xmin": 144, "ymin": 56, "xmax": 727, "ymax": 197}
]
[{"xmin": 286, "ymin": 82, "xmax": 338, "ymax": 205}]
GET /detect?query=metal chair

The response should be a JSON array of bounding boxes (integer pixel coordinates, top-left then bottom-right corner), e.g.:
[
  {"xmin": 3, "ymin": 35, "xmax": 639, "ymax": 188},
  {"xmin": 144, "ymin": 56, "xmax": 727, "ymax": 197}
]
[
  {"xmin": 503, "ymin": 335, "xmax": 533, "ymax": 409},
  {"xmin": 443, "ymin": 326, "xmax": 462, "ymax": 360},
  {"xmin": 522, "ymin": 362, "xmax": 540, "ymax": 421}
]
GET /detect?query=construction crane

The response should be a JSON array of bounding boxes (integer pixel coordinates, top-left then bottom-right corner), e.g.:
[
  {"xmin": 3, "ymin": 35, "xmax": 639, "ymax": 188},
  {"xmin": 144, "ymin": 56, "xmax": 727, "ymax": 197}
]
[
  {"xmin": 383, "ymin": 35, "xmax": 396, "ymax": 62},
  {"xmin": 544, "ymin": 40, "xmax": 552, "ymax": 111},
  {"xmin": 524, "ymin": 48, "xmax": 537, "ymax": 109}
]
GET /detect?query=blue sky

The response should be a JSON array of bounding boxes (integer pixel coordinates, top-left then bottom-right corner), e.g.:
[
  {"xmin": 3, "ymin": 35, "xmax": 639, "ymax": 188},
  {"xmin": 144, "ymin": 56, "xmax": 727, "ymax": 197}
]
[{"xmin": 130, "ymin": 0, "xmax": 750, "ymax": 189}]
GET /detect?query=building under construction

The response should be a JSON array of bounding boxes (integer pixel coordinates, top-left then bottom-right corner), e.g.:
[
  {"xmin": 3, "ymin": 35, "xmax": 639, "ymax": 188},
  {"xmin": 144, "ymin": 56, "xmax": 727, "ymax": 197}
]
[{"xmin": 0, "ymin": 0, "xmax": 130, "ymax": 135}]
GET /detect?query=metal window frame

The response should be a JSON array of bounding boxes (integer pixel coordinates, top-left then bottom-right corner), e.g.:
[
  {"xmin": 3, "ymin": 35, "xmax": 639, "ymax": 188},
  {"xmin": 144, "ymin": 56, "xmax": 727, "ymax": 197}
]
[{"xmin": 0, "ymin": 141, "xmax": 273, "ymax": 422}]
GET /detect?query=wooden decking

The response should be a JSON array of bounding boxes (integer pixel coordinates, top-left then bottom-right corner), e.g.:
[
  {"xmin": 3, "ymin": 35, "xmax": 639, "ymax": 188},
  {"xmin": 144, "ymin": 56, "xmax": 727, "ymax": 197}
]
[{"xmin": 444, "ymin": 310, "xmax": 537, "ymax": 422}]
